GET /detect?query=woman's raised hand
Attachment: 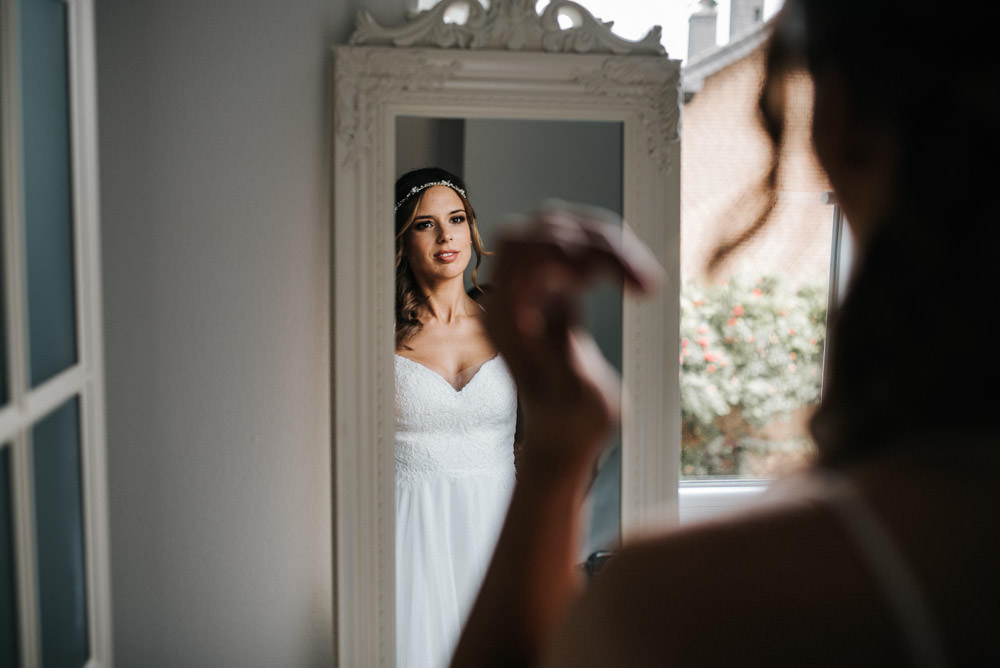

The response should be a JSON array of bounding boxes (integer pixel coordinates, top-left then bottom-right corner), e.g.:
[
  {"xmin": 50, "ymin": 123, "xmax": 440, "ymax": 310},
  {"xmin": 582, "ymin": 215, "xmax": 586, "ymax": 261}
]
[{"xmin": 486, "ymin": 203, "xmax": 662, "ymax": 473}]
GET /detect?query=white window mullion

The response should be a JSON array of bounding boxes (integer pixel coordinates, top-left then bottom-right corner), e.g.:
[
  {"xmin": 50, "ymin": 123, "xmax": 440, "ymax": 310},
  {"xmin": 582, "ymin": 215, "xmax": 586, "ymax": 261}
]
[
  {"xmin": 10, "ymin": 434, "xmax": 39, "ymax": 668},
  {"xmin": 67, "ymin": 0, "xmax": 101, "ymax": 387},
  {"xmin": 2, "ymin": 0, "xmax": 41, "ymax": 663},
  {"xmin": 23, "ymin": 367, "xmax": 86, "ymax": 428},
  {"xmin": 0, "ymin": 406, "xmax": 17, "ymax": 443},
  {"xmin": 66, "ymin": 0, "xmax": 112, "ymax": 663},
  {"xmin": 0, "ymin": 366, "xmax": 86, "ymax": 445},
  {"xmin": 0, "ymin": 0, "xmax": 28, "ymax": 407},
  {"xmin": 76, "ymin": 391, "xmax": 109, "ymax": 668}
]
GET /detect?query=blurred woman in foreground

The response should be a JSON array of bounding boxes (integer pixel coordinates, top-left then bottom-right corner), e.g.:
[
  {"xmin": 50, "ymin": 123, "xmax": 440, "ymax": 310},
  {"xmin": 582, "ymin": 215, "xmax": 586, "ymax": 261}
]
[{"xmin": 452, "ymin": 0, "xmax": 1000, "ymax": 665}]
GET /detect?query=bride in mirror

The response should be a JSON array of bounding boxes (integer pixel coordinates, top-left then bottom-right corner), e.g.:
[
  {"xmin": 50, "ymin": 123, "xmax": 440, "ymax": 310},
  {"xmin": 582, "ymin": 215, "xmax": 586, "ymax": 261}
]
[{"xmin": 393, "ymin": 167, "xmax": 518, "ymax": 668}]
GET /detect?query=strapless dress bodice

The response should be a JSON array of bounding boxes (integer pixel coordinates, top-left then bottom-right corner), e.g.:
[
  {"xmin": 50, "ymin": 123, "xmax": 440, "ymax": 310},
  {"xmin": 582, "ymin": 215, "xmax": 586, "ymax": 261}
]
[{"xmin": 394, "ymin": 354, "xmax": 517, "ymax": 481}]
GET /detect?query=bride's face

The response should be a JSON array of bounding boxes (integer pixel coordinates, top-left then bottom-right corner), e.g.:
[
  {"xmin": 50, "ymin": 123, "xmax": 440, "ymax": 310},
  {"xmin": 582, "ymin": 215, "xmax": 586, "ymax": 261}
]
[{"xmin": 405, "ymin": 185, "xmax": 473, "ymax": 285}]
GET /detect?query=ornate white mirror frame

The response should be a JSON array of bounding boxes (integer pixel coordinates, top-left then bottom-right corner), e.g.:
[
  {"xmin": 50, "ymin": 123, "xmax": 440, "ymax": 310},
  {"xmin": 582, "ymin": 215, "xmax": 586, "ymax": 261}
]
[{"xmin": 331, "ymin": 1, "xmax": 681, "ymax": 664}]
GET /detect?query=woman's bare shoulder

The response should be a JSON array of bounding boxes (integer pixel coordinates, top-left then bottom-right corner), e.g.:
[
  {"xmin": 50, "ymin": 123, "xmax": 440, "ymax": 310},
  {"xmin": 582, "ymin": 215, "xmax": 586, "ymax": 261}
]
[{"xmin": 545, "ymin": 500, "xmax": 897, "ymax": 667}]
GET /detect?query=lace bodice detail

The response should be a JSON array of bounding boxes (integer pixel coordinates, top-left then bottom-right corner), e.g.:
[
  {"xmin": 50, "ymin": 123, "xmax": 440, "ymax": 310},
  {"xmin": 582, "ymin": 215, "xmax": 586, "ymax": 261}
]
[{"xmin": 394, "ymin": 354, "xmax": 517, "ymax": 482}]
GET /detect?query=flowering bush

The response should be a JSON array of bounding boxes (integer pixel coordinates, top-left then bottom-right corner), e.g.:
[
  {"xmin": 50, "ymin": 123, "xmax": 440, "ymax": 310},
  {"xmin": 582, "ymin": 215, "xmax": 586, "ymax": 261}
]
[{"xmin": 680, "ymin": 274, "xmax": 827, "ymax": 477}]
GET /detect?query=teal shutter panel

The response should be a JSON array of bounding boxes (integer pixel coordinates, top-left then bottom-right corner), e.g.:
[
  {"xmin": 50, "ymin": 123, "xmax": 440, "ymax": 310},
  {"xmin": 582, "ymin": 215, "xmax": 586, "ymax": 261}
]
[
  {"xmin": 32, "ymin": 399, "xmax": 89, "ymax": 668},
  {"xmin": 20, "ymin": 0, "xmax": 78, "ymax": 388},
  {"xmin": 0, "ymin": 447, "xmax": 19, "ymax": 668}
]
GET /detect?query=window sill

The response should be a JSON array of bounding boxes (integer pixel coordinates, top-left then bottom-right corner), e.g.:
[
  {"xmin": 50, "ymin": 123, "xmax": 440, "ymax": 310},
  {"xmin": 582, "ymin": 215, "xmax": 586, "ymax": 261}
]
[{"xmin": 678, "ymin": 480, "xmax": 768, "ymax": 524}]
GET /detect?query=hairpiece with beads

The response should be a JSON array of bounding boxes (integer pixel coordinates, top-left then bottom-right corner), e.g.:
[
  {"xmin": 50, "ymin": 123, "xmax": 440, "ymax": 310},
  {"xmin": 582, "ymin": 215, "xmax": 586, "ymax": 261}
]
[{"xmin": 394, "ymin": 180, "xmax": 468, "ymax": 213}]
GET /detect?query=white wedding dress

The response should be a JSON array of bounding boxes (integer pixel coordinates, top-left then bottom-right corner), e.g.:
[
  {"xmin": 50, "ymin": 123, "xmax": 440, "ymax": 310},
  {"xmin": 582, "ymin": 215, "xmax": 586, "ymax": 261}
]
[{"xmin": 394, "ymin": 353, "xmax": 517, "ymax": 668}]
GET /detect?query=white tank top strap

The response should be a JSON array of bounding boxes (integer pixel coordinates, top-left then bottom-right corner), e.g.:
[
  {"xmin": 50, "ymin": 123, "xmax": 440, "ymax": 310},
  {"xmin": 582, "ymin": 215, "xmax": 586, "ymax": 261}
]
[{"xmin": 815, "ymin": 473, "xmax": 951, "ymax": 668}]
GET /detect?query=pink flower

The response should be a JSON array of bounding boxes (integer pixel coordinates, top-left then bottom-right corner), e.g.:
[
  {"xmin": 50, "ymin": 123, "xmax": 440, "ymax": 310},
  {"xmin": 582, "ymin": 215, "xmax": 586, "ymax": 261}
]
[
  {"xmin": 752, "ymin": 288, "xmax": 762, "ymax": 297},
  {"xmin": 732, "ymin": 305, "xmax": 744, "ymax": 317},
  {"xmin": 788, "ymin": 364, "xmax": 797, "ymax": 372},
  {"xmin": 789, "ymin": 352, "xmax": 797, "ymax": 361},
  {"xmin": 697, "ymin": 324, "xmax": 708, "ymax": 335},
  {"xmin": 727, "ymin": 318, "xmax": 737, "ymax": 327},
  {"xmin": 788, "ymin": 328, "xmax": 796, "ymax": 336},
  {"xmin": 693, "ymin": 300, "xmax": 704, "ymax": 307},
  {"xmin": 681, "ymin": 338, "xmax": 689, "ymax": 348},
  {"xmin": 697, "ymin": 338, "xmax": 709, "ymax": 348},
  {"xmin": 707, "ymin": 364, "xmax": 717, "ymax": 373},
  {"xmin": 704, "ymin": 352, "xmax": 717, "ymax": 362}
]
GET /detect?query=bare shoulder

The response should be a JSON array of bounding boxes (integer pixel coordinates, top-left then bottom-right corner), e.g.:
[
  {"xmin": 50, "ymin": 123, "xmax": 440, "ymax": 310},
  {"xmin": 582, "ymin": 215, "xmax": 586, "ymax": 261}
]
[{"xmin": 544, "ymin": 500, "xmax": 906, "ymax": 667}]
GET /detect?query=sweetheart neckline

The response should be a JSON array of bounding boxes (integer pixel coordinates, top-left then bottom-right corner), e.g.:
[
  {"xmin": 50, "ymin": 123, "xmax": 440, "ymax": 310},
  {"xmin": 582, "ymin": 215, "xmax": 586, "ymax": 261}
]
[{"xmin": 394, "ymin": 353, "xmax": 500, "ymax": 393}]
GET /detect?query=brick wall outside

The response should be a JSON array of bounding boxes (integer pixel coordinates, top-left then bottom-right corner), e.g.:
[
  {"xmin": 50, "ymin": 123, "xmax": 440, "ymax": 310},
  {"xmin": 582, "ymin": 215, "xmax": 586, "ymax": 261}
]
[{"xmin": 682, "ymin": 49, "xmax": 834, "ymax": 288}]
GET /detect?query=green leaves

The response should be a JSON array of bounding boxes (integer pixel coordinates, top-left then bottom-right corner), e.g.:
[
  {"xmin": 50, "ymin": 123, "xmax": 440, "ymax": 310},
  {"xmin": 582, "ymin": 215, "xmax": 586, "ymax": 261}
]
[{"xmin": 680, "ymin": 275, "xmax": 827, "ymax": 477}]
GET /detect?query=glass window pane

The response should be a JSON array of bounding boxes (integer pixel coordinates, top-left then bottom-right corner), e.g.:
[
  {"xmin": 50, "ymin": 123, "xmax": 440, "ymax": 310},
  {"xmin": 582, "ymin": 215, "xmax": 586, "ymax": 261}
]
[
  {"xmin": 19, "ymin": 0, "xmax": 78, "ymax": 387},
  {"xmin": 680, "ymin": 274, "xmax": 828, "ymax": 478},
  {"xmin": 681, "ymin": 59, "xmax": 830, "ymax": 480},
  {"xmin": 33, "ymin": 397, "xmax": 89, "ymax": 667},
  {"xmin": 0, "ymin": 446, "xmax": 19, "ymax": 668},
  {"xmin": 0, "ymin": 26, "xmax": 7, "ymax": 406},
  {"xmin": 0, "ymin": 161, "xmax": 8, "ymax": 406}
]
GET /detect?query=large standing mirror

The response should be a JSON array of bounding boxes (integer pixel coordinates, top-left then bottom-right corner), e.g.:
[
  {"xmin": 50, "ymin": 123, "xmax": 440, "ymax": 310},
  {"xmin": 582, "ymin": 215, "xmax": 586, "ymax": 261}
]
[{"xmin": 331, "ymin": 2, "xmax": 681, "ymax": 664}]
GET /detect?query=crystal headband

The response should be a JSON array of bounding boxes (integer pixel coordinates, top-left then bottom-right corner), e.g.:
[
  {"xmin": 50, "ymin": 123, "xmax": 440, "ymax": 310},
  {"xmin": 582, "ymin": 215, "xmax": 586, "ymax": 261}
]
[{"xmin": 394, "ymin": 180, "xmax": 467, "ymax": 213}]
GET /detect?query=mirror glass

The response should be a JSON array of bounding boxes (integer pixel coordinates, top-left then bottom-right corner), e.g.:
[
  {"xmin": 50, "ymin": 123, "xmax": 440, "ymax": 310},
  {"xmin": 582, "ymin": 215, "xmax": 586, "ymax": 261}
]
[{"xmin": 394, "ymin": 115, "xmax": 624, "ymax": 661}]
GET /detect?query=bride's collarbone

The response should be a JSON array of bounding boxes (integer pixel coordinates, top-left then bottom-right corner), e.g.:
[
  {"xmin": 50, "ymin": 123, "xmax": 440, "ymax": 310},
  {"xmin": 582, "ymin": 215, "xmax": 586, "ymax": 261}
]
[{"xmin": 397, "ymin": 338, "xmax": 497, "ymax": 388}]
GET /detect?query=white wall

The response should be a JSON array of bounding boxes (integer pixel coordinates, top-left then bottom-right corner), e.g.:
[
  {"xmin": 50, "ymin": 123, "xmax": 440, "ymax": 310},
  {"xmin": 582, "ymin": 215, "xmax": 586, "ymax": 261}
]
[
  {"xmin": 395, "ymin": 116, "xmax": 465, "ymax": 178},
  {"xmin": 97, "ymin": 1, "xmax": 405, "ymax": 665}
]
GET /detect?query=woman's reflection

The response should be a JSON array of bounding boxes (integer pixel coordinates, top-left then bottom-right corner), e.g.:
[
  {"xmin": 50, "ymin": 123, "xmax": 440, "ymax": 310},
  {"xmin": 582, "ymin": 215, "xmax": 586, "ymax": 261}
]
[{"xmin": 393, "ymin": 167, "xmax": 517, "ymax": 668}]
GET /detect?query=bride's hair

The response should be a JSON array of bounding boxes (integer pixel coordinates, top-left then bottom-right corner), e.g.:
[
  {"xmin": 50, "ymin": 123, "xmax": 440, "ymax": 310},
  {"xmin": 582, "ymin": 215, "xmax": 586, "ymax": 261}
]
[{"xmin": 394, "ymin": 167, "xmax": 490, "ymax": 349}]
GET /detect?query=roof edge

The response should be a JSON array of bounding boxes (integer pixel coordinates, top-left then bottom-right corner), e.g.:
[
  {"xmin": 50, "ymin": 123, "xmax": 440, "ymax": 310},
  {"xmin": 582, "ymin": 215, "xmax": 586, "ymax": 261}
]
[{"xmin": 682, "ymin": 19, "xmax": 773, "ymax": 94}]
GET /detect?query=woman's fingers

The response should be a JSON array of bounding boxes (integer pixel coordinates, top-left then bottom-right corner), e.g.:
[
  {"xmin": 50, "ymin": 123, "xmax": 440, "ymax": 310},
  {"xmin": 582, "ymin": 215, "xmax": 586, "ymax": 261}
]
[
  {"xmin": 492, "ymin": 205, "xmax": 663, "ymax": 297},
  {"xmin": 486, "ymin": 204, "xmax": 662, "ymax": 393},
  {"xmin": 484, "ymin": 205, "xmax": 663, "ymax": 463}
]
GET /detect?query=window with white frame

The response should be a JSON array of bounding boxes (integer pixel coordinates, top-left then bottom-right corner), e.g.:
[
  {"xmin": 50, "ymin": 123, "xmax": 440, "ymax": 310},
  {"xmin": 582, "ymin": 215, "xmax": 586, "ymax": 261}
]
[
  {"xmin": 677, "ymin": 15, "xmax": 855, "ymax": 522},
  {"xmin": 1, "ymin": 0, "xmax": 110, "ymax": 666}
]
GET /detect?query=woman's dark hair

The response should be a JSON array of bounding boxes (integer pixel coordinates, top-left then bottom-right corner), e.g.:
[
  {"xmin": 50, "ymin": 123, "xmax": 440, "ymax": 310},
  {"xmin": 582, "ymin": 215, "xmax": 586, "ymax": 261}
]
[
  {"xmin": 394, "ymin": 167, "xmax": 490, "ymax": 349},
  {"xmin": 746, "ymin": 0, "xmax": 1000, "ymax": 464}
]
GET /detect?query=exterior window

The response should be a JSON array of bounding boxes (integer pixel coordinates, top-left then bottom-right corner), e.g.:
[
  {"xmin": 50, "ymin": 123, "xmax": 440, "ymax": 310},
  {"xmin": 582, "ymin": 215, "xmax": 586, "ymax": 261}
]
[
  {"xmin": 682, "ymin": 43, "xmax": 830, "ymax": 481},
  {"xmin": 1, "ymin": 0, "xmax": 110, "ymax": 664}
]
